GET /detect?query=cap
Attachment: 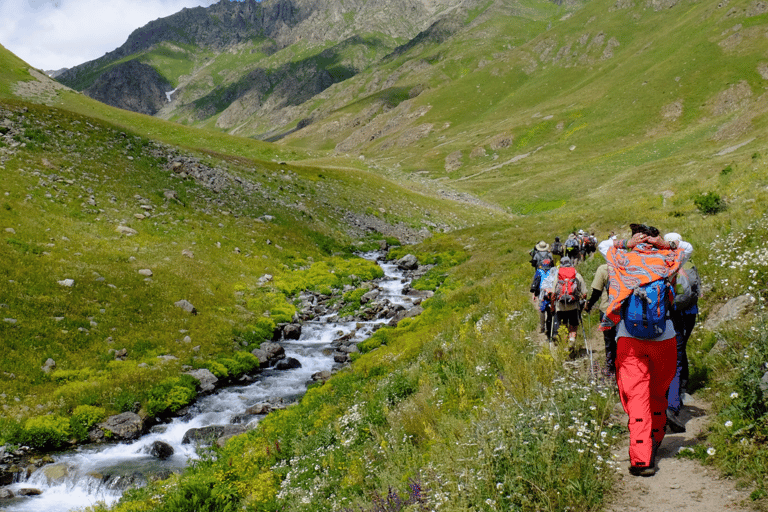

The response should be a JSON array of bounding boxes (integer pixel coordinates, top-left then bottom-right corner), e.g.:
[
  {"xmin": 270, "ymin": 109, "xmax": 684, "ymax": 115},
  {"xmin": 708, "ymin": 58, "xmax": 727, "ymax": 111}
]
[{"xmin": 664, "ymin": 232, "xmax": 682, "ymax": 243}]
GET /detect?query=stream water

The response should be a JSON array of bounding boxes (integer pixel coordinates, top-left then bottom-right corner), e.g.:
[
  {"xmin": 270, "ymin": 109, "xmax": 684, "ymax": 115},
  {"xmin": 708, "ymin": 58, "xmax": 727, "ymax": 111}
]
[{"xmin": 2, "ymin": 253, "xmax": 412, "ymax": 512}]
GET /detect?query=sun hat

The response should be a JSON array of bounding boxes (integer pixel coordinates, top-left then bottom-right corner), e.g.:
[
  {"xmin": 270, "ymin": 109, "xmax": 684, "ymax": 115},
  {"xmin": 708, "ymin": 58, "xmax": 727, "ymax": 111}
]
[
  {"xmin": 560, "ymin": 256, "xmax": 572, "ymax": 266},
  {"xmin": 664, "ymin": 232, "xmax": 682, "ymax": 243},
  {"xmin": 535, "ymin": 241, "xmax": 550, "ymax": 252}
]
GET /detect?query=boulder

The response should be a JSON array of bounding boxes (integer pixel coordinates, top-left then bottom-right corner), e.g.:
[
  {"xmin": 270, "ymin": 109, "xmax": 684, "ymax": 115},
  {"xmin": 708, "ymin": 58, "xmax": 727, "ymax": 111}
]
[
  {"xmin": 0, "ymin": 489, "xmax": 13, "ymax": 500},
  {"xmin": 702, "ymin": 294, "xmax": 755, "ymax": 331},
  {"xmin": 245, "ymin": 403, "xmax": 272, "ymax": 415},
  {"xmin": 312, "ymin": 370, "xmax": 332, "ymax": 382},
  {"xmin": 98, "ymin": 412, "xmax": 144, "ymax": 440},
  {"xmin": 282, "ymin": 324, "xmax": 302, "ymax": 340},
  {"xmin": 116, "ymin": 225, "xmax": 138, "ymax": 236},
  {"xmin": 174, "ymin": 299, "xmax": 197, "ymax": 315},
  {"xmin": 17, "ymin": 488, "xmax": 43, "ymax": 496},
  {"xmin": 275, "ymin": 357, "xmax": 302, "ymax": 370},
  {"xmin": 397, "ymin": 254, "xmax": 418, "ymax": 270},
  {"xmin": 41, "ymin": 358, "xmax": 56, "ymax": 373},
  {"xmin": 182, "ymin": 425, "xmax": 246, "ymax": 446},
  {"xmin": 149, "ymin": 441, "xmax": 174, "ymax": 460},
  {"xmin": 184, "ymin": 368, "xmax": 218, "ymax": 393}
]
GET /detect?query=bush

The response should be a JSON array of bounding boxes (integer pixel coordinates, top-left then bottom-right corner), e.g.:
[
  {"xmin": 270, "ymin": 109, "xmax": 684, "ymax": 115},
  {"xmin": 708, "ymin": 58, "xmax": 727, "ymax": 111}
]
[
  {"xmin": 146, "ymin": 375, "xmax": 199, "ymax": 418},
  {"xmin": 70, "ymin": 405, "xmax": 106, "ymax": 442},
  {"xmin": 694, "ymin": 191, "xmax": 726, "ymax": 214},
  {"xmin": 217, "ymin": 352, "xmax": 259, "ymax": 380},
  {"xmin": 20, "ymin": 415, "xmax": 72, "ymax": 450}
]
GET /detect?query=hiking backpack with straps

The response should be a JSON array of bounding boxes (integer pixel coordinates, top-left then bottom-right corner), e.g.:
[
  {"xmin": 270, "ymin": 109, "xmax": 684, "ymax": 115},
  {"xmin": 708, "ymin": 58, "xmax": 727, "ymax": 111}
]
[
  {"xmin": 621, "ymin": 279, "xmax": 673, "ymax": 339},
  {"xmin": 555, "ymin": 267, "xmax": 579, "ymax": 304},
  {"xmin": 674, "ymin": 263, "xmax": 700, "ymax": 311},
  {"xmin": 551, "ymin": 240, "xmax": 563, "ymax": 256},
  {"xmin": 565, "ymin": 237, "xmax": 579, "ymax": 249}
]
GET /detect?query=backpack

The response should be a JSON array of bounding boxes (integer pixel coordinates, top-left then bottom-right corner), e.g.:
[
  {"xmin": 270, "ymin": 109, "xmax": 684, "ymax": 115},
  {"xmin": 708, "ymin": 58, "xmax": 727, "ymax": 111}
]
[
  {"xmin": 674, "ymin": 263, "xmax": 700, "ymax": 311},
  {"xmin": 555, "ymin": 267, "xmax": 579, "ymax": 304},
  {"xmin": 621, "ymin": 279, "xmax": 673, "ymax": 339},
  {"xmin": 531, "ymin": 251, "xmax": 553, "ymax": 269},
  {"xmin": 551, "ymin": 240, "xmax": 563, "ymax": 256},
  {"xmin": 583, "ymin": 236, "xmax": 596, "ymax": 250},
  {"xmin": 565, "ymin": 238, "xmax": 579, "ymax": 249}
]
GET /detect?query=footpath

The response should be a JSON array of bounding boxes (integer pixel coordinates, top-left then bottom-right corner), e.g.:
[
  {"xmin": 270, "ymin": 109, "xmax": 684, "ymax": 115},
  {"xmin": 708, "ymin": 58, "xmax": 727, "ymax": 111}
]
[{"xmin": 538, "ymin": 324, "xmax": 756, "ymax": 511}]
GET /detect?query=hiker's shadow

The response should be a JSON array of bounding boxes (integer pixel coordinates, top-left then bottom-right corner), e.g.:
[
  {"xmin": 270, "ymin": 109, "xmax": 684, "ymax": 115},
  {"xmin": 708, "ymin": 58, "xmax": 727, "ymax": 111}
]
[{"xmin": 656, "ymin": 404, "xmax": 707, "ymax": 462}]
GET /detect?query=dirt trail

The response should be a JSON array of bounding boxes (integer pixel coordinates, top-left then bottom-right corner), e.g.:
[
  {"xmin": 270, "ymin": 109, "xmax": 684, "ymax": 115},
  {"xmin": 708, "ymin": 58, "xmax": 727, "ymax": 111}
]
[{"xmin": 537, "ymin": 319, "xmax": 756, "ymax": 512}]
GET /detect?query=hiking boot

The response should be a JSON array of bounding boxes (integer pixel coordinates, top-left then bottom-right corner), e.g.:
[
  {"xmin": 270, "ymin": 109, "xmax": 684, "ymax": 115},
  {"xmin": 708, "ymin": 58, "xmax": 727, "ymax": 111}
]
[
  {"xmin": 629, "ymin": 465, "xmax": 656, "ymax": 477},
  {"xmin": 666, "ymin": 408, "xmax": 686, "ymax": 433}
]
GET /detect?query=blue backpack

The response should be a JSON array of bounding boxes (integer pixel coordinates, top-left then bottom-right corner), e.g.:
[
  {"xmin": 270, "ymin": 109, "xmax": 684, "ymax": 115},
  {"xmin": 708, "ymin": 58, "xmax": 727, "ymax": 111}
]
[{"xmin": 621, "ymin": 280, "xmax": 673, "ymax": 339}]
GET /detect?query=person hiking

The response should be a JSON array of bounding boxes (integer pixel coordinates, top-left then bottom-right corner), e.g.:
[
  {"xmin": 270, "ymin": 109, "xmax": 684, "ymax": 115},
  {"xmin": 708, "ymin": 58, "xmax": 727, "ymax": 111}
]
[
  {"xmin": 665, "ymin": 232, "xmax": 701, "ymax": 433},
  {"xmin": 583, "ymin": 232, "xmax": 598, "ymax": 259},
  {"xmin": 537, "ymin": 265, "xmax": 558, "ymax": 340},
  {"xmin": 584, "ymin": 263, "xmax": 617, "ymax": 377},
  {"xmin": 565, "ymin": 233, "xmax": 580, "ymax": 264},
  {"xmin": 530, "ymin": 244, "xmax": 554, "ymax": 333},
  {"xmin": 601, "ymin": 223, "xmax": 684, "ymax": 477},
  {"xmin": 551, "ymin": 256, "xmax": 586, "ymax": 346},
  {"xmin": 551, "ymin": 236, "xmax": 564, "ymax": 264},
  {"xmin": 529, "ymin": 240, "xmax": 553, "ymax": 269}
]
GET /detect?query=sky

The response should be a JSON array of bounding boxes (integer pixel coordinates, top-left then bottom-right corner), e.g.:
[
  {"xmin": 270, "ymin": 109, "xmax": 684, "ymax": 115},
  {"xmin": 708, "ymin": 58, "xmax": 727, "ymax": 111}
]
[{"xmin": 0, "ymin": 0, "xmax": 220, "ymax": 71}]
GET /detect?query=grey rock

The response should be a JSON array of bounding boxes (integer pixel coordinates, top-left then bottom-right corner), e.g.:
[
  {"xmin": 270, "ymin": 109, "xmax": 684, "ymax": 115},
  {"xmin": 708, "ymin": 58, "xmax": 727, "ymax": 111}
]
[
  {"xmin": 275, "ymin": 357, "xmax": 302, "ymax": 370},
  {"xmin": 17, "ymin": 488, "xmax": 43, "ymax": 496},
  {"xmin": 41, "ymin": 358, "xmax": 56, "ymax": 373},
  {"xmin": 703, "ymin": 294, "xmax": 755, "ymax": 331},
  {"xmin": 0, "ymin": 488, "xmax": 13, "ymax": 499},
  {"xmin": 245, "ymin": 403, "xmax": 272, "ymax": 415},
  {"xmin": 282, "ymin": 323, "xmax": 301, "ymax": 340},
  {"xmin": 397, "ymin": 254, "xmax": 418, "ymax": 270},
  {"xmin": 149, "ymin": 441, "xmax": 174, "ymax": 460},
  {"xmin": 98, "ymin": 412, "xmax": 144, "ymax": 440},
  {"xmin": 184, "ymin": 368, "xmax": 218, "ymax": 393},
  {"xmin": 174, "ymin": 299, "xmax": 197, "ymax": 315}
]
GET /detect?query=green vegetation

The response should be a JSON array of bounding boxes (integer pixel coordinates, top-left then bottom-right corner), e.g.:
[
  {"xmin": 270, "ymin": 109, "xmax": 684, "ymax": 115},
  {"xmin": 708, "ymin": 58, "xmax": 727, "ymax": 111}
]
[{"xmin": 1, "ymin": 0, "xmax": 768, "ymax": 508}]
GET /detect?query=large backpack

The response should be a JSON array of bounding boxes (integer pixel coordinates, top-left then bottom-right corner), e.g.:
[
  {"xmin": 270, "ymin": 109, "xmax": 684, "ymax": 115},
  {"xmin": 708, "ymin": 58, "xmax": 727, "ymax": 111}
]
[
  {"xmin": 583, "ymin": 236, "xmax": 596, "ymax": 251},
  {"xmin": 531, "ymin": 251, "xmax": 553, "ymax": 269},
  {"xmin": 551, "ymin": 240, "xmax": 563, "ymax": 256},
  {"xmin": 621, "ymin": 279, "xmax": 673, "ymax": 339},
  {"xmin": 555, "ymin": 267, "xmax": 579, "ymax": 305},
  {"xmin": 674, "ymin": 263, "xmax": 700, "ymax": 311},
  {"xmin": 565, "ymin": 237, "xmax": 579, "ymax": 249}
]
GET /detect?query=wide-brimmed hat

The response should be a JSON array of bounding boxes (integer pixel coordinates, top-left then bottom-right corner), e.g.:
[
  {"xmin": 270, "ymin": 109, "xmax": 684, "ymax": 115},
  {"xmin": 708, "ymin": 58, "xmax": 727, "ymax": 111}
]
[
  {"xmin": 535, "ymin": 241, "xmax": 550, "ymax": 252},
  {"xmin": 664, "ymin": 232, "xmax": 682, "ymax": 243}
]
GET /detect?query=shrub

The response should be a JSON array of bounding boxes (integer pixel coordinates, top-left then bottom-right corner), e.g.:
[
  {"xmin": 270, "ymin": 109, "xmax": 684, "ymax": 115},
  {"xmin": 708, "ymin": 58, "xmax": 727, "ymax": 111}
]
[
  {"xmin": 20, "ymin": 415, "xmax": 72, "ymax": 450},
  {"xmin": 70, "ymin": 405, "xmax": 106, "ymax": 442},
  {"xmin": 236, "ymin": 317, "xmax": 277, "ymax": 345},
  {"xmin": 217, "ymin": 352, "xmax": 259, "ymax": 380},
  {"xmin": 269, "ymin": 303, "xmax": 296, "ymax": 324},
  {"xmin": 694, "ymin": 191, "xmax": 726, "ymax": 214},
  {"xmin": 146, "ymin": 375, "xmax": 199, "ymax": 418}
]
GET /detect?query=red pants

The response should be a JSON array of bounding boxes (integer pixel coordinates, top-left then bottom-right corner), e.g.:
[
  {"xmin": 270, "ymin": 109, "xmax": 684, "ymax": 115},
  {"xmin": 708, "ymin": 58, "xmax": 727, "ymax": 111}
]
[{"xmin": 615, "ymin": 336, "xmax": 677, "ymax": 467}]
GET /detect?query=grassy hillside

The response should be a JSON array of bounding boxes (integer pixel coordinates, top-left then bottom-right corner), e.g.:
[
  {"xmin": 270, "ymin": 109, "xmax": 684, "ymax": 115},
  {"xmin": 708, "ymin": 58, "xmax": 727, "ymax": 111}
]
[{"xmin": 2, "ymin": 0, "xmax": 768, "ymax": 509}]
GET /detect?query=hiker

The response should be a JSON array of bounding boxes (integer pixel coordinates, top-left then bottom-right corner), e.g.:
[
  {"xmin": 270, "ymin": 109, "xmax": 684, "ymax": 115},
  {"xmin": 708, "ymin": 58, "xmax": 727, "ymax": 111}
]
[
  {"xmin": 538, "ymin": 266, "xmax": 558, "ymax": 340},
  {"xmin": 564, "ymin": 233, "xmax": 580, "ymax": 264},
  {"xmin": 530, "ymin": 246, "xmax": 554, "ymax": 334},
  {"xmin": 665, "ymin": 232, "xmax": 701, "ymax": 433},
  {"xmin": 584, "ymin": 263, "xmax": 617, "ymax": 377},
  {"xmin": 551, "ymin": 236, "xmax": 564, "ymax": 264},
  {"xmin": 583, "ymin": 232, "xmax": 598, "ymax": 258},
  {"xmin": 602, "ymin": 223, "xmax": 685, "ymax": 477},
  {"xmin": 551, "ymin": 256, "xmax": 587, "ymax": 345},
  {"xmin": 529, "ymin": 240, "xmax": 553, "ymax": 269}
]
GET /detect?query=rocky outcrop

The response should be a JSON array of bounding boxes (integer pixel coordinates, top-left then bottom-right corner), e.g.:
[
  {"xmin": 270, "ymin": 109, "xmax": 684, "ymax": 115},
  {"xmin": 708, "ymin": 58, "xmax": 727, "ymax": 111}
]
[{"xmin": 83, "ymin": 60, "xmax": 171, "ymax": 115}]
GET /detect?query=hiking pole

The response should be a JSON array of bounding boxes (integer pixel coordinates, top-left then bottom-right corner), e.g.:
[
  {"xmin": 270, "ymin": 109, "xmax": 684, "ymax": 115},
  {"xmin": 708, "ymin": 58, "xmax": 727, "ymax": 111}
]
[{"xmin": 579, "ymin": 307, "xmax": 595, "ymax": 378}]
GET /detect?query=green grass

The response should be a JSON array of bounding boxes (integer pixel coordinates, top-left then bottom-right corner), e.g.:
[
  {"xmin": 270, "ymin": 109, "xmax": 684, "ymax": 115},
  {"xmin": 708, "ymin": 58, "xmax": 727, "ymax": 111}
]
[{"xmin": 2, "ymin": 0, "xmax": 768, "ymax": 509}]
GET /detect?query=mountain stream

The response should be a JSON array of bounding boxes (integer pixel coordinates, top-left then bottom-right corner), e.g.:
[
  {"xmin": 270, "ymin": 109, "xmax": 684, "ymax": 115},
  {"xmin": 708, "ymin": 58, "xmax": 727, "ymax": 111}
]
[{"xmin": 3, "ymin": 252, "xmax": 413, "ymax": 511}]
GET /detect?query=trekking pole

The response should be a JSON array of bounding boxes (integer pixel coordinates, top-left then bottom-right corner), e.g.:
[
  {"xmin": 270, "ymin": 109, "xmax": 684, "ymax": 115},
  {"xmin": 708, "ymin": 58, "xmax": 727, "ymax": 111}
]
[{"xmin": 579, "ymin": 307, "xmax": 595, "ymax": 378}]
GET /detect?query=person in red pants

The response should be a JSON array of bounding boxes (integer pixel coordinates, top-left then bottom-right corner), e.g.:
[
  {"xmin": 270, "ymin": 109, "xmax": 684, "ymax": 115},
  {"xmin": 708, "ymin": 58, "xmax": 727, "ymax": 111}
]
[{"xmin": 602, "ymin": 224, "xmax": 684, "ymax": 476}]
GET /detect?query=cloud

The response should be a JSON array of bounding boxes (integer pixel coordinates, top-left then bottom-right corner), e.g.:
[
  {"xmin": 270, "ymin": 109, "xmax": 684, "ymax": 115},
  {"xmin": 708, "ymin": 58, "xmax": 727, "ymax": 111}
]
[{"xmin": 0, "ymin": 0, "xmax": 218, "ymax": 71}]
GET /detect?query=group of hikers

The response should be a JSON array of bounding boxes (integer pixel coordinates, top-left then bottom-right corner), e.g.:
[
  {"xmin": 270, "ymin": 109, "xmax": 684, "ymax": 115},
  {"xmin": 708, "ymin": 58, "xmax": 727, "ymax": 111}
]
[{"xmin": 528, "ymin": 224, "xmax": 701, "ymax": 477}]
